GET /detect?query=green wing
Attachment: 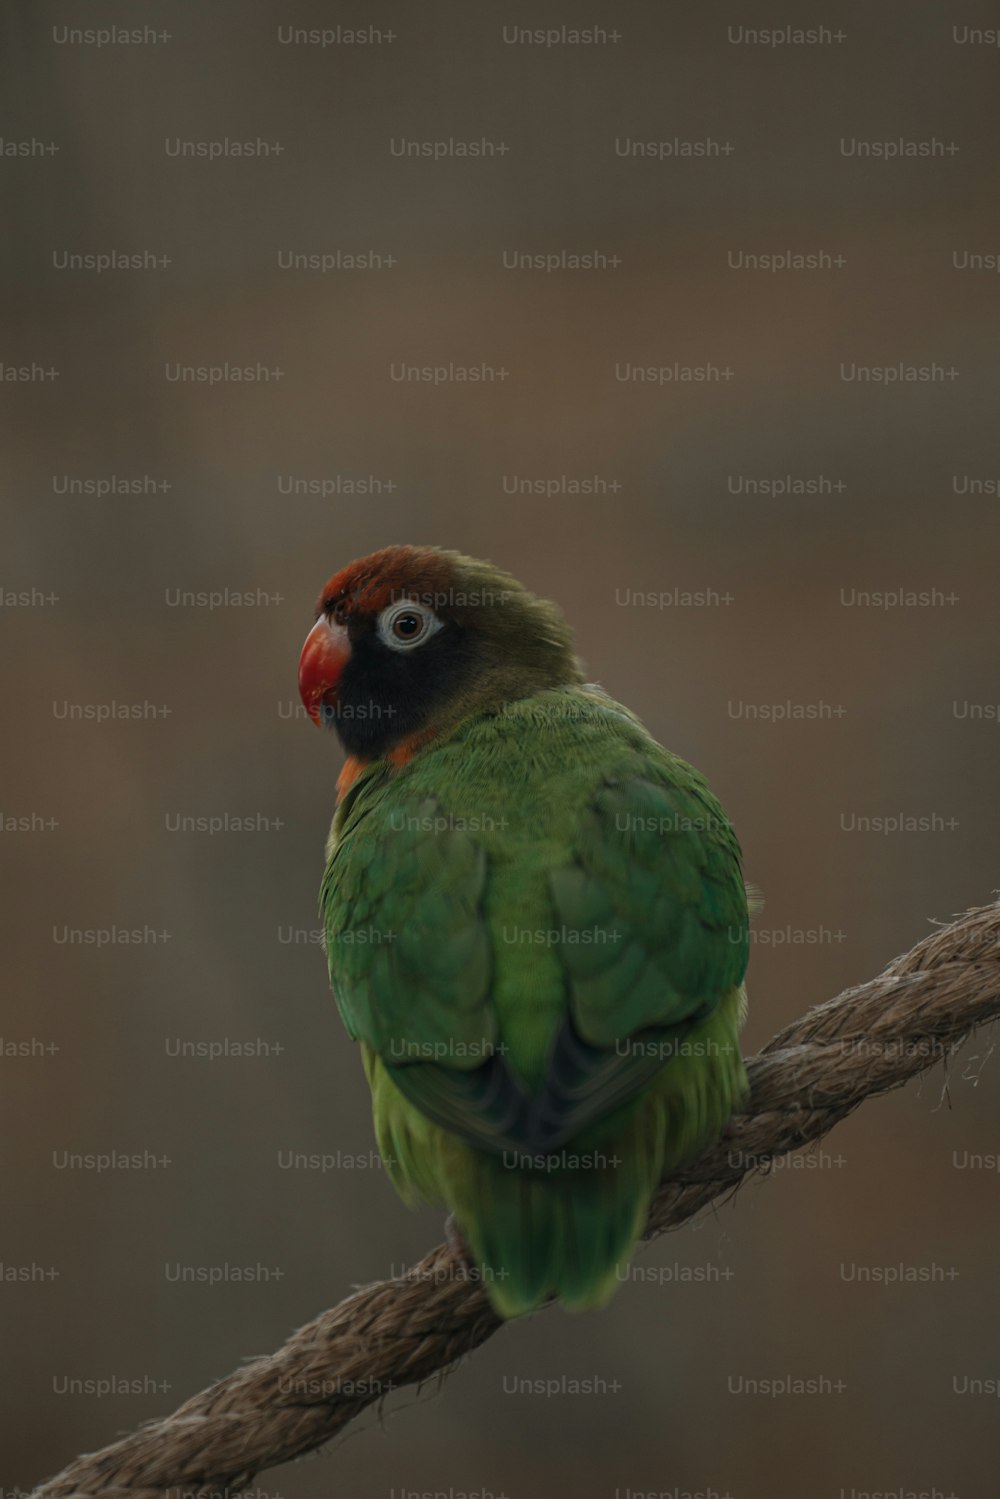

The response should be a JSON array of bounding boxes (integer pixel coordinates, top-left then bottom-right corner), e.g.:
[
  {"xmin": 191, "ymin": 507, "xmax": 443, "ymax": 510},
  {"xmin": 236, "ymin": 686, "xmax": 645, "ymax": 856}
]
[
  {"xmin": 533, "ymin": 771, "xmax": 748, "ymax": 1143},
  {"xmin": 320, "ymin": 702, "xmax": 748, "ymax": 1155},
  {"xmin": 324, "ymin": 775, "xmax": 555, "ymax": 1152},
  {"xmin": 321, "ymin": 780, "xmax": 495, "ymax": 1064},
  {"xmin": 553, "ymin": 773, "xmax": 747, "ymax": 1038}
]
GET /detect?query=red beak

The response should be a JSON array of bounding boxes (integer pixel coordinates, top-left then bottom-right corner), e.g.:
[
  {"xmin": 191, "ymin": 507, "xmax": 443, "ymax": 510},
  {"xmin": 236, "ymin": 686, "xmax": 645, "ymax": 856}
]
[{"xmin": 298, "ymin": 616, "xmax": 350, "ymax": 726}]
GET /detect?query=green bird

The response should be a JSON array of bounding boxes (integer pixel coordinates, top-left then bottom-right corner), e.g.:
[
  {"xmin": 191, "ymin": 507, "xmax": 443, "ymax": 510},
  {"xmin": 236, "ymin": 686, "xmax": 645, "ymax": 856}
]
[{"xmin": 298, "ymin": 545, "xmax": 749, "ymax": 1318}]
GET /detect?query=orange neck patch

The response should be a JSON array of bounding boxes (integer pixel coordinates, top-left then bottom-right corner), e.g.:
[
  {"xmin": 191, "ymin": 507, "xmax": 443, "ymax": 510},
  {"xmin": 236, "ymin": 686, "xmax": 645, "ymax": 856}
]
[
  {"xmin": 335, "ymin": 728, "xmax": 438, "ymax": 805},
  {"xmin": 335, "ymin": 758, "xmax": 367, "ymax": 802}
]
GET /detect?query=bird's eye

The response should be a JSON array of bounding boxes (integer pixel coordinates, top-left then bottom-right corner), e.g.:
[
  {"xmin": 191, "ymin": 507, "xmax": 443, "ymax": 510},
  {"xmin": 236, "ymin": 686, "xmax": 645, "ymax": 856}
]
[
  {"xmin": 393, "ymin": 611, "xmax": 422, "ymax": 639},
  {"xmin": 330, "ymin": 599, "xmax": 349, "ymax": 626},
  {"xmin": 376, "ymin": 600, "xmax": 442, "ymax": 653}
]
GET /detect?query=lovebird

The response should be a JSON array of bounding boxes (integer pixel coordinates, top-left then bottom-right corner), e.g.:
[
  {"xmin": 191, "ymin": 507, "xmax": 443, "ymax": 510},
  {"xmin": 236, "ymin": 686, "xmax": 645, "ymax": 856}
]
[{"xmin": 298, "ymin": 545, "xmax": 749, "ymax": 1317}]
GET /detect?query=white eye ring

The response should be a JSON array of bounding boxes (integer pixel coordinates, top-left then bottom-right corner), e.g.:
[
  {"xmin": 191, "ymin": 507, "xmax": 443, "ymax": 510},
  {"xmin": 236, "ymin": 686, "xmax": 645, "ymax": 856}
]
[{"xmin": 375, "ymin": 599, "xmax": 443, "ymax": 652}]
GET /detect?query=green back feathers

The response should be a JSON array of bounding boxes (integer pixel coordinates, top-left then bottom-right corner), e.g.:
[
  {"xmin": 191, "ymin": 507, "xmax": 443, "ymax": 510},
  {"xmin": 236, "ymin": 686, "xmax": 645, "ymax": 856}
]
[{"xmin": 320, "ymin": 685, "xmax": 749, "ymax": 1314}]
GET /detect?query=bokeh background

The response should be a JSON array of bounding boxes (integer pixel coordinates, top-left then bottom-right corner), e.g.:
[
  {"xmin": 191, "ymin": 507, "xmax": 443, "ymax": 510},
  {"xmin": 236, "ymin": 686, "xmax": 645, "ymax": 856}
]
[{"xmin": 3, "ymin": 1, "xmax": 1000, "ymax": 1493}]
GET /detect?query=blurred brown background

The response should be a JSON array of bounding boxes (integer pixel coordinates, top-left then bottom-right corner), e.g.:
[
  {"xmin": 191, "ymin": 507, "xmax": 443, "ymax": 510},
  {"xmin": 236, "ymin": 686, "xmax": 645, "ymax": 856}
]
[{"xmin": 3, "ymin": 1, "xmax": 1000, "ymax": 1494}]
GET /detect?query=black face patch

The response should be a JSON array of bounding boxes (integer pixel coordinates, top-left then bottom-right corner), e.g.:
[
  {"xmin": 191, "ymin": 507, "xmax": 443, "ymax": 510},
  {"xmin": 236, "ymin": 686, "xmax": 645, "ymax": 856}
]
[{"xmin": 326, "ymin": 616, "xmax": 481, "ymax": 757}]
